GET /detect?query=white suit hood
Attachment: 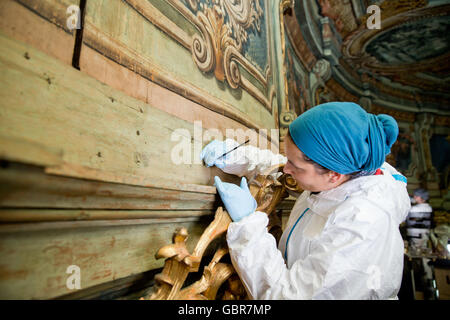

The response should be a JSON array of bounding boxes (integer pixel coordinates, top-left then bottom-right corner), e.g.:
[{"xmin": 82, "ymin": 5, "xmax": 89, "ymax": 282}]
[{"xmin": 316, "ymin": 162, "xmax": 411, "ymax": 225}]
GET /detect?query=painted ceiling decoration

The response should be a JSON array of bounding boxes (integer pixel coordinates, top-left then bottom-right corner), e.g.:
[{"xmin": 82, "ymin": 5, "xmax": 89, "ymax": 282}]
[
  {"xmin": 286, "ymin": 0, "xmax": 450, "ymax": 113},
  {"xmin": 280, "ymin": 0, "xmax": 449, "ymax": 192}
]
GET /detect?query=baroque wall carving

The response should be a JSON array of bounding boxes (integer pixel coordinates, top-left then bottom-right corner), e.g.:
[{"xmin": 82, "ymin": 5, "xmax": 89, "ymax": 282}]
[
  {"xmin": 182, "ymin": 0, "xmax": 274, "ymax": 112},
  {"xmin": 81, "ymin": 0, "xmax": 278, "ymax": 144}
]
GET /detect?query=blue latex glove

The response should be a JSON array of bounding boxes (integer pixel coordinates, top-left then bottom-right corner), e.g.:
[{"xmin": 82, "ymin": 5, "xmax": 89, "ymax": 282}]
[
  {"xmin": 214, "ymin": 176, "xmax": 257, "ymax": 222},
  {"xmin": 200, "ymin": 140, "xmax": 238, "ymax": 169}
]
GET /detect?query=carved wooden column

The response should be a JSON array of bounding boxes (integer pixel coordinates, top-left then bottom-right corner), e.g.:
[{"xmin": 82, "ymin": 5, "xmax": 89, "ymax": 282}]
[{"xmin": 415, "ymin": 113, "xmax": 440, "ymax": 197}]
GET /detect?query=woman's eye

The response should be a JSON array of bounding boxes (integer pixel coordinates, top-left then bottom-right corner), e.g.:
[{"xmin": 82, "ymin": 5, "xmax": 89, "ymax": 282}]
[{"xmin": 289, "ymin": 161, "xmax": 301, "ymax": 171}]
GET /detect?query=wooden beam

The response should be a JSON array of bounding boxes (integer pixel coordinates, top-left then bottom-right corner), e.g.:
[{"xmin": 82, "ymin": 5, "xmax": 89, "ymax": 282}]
[
  {"xmin": 0, "ymin": 209, "xmax": 213, "ymax": 223},
  {"xmin": 0, "ymin": 163, "xmax": 216, "ymax": 211},
  {"xmin": 0, "ymin": 216, "xmax": 210, "ymax": 299},
  {"xmin": 0, "ymin": 217, "xmax": 206, "ymax": 233}
]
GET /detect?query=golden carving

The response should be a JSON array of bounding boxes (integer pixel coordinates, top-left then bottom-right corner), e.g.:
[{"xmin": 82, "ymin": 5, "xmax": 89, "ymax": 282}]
[
  {"xmin": 142, "ymin": 164, "xmax": 302, "ymax": 300},
  {"xmin": 147, "ymin": 207, "xmax": 233, "ymax": 300}
]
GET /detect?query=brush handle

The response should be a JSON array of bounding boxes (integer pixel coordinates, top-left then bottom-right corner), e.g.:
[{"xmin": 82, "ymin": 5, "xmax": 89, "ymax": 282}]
[{"xmin": 216, "ymin": 139, "xmax": 250, "ymax": 160}]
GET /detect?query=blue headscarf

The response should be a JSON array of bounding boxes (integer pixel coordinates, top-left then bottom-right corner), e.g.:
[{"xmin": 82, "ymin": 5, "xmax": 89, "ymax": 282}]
[{"xmin": 288, "ymin": 102, "xmax": 399, "ymax": 174}]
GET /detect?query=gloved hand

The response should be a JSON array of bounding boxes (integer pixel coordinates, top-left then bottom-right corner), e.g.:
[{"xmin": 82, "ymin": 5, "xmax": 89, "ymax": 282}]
[
  {"xmin": 214, "ymin": 176, "xmax": 257, "ymax": 222},
  {"xmin": 200, "ymin": 139, "xmax": 240, "ymax": 169}
]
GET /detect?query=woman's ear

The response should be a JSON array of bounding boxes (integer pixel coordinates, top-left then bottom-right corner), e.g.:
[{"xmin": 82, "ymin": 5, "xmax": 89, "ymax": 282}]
[{"xmin": 328, "ymin": 171, "xmax": 345, "ymax": 184}]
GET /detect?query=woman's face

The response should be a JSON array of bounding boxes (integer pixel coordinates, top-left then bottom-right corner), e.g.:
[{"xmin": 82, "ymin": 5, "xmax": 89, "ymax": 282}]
[
  {"xmin": 413, "ymin": 195, "xmax": 425, "ymax": 204},
  {"xmin": 283, "ymin": 135, "xmax": 348, "ymax": 192}
]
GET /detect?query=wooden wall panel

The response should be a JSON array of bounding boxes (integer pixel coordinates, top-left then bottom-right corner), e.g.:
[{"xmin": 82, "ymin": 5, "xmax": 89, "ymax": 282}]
[
  {"xmin": 0, "ymin": 30, "xmax": 216, "ymax": 187},
  {"xmin": 0, "ymin": 215, "xmax": 209, "ymax": 299},
  {"xmin": 79, "ymin": 44, "xmax": 277, "ymax": 151},
  {"xmin": 0, "ymin": 28, "xmax": 227, "ymax": 298},
  {"xmin": 80, "ymin": 0, "xmax": 279, "ymax": 140},
  {"xmin": 0, "ymin": 0, "xmax": 290, "ymax": 299},
  {"xmin": 0, "ymin": 0, "xmax": 78, "ymax": 66},
  {"xmin": 0, "ymin": 162, "xmax": 217, "ymax": 299},
  {"xmin": 0, "ymin": 163, "xmax": 216, "ymax": 220}
]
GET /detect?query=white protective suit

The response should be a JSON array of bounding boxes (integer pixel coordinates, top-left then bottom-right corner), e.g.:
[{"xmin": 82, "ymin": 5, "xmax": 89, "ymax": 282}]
[
  {"xmin": 220, "ymin": 145, "xmax": 411, "ymax": 299},
  {"xmin": 406, "ymin": 202, "xmax": 433, "ymax": 248},
  {"xmin": 407, "ymin": 202, "xmax": 433, "ymax": 222}
]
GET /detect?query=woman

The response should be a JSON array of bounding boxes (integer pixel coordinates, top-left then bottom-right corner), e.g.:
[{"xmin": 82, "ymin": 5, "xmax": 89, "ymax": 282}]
[
  {"xmin": 201, "ymin": 102, "xmax": 411, "ymax": 299},
  {"xmin": 406, "ymin": 188, "xmax": 433, "ymax": 249}
]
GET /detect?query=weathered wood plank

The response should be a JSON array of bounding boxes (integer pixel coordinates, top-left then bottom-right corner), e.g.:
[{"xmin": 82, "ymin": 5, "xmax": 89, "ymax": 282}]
[
  {"xmin": 0, "ymin": 0, "xmax": 78, "ymax": 66},
  {"xmin": 0, "ymin": 216, "xmax": 211, "ymax": 299},
  {"xmin": 55, "ymin": 268, "xmax": 161, "ymax": 300},
  {"xmin": 45, "ymin": 162, "xmax": 219, "ymax": 194},
  {"xmin": 0, "ymin": 135, "xmax": 63, "ymax": 167},
  {"xmin": 0, "ymin": 163, "xmax": 217, "ymax": 212},
  {"xmin": 0, "ymin": 217, "xmax": 202, "ymax": 233},
  {"xmin": 15, "ymin": 0, "xmax": 80, "ymax": 32},
  {"xmin": 0, "ymin": 30, "xmax": 216, "ymax": 188},
  {"xmin": 0, "ymin": 209, "xmax": 212, "ymax": 223},
  {"xmin": 0, "ymin": 158, "xmax": 217, "ymax": 301},
  {"xmin": 80, "ymin": 44, "xmax": 278, "ymax": 152}
]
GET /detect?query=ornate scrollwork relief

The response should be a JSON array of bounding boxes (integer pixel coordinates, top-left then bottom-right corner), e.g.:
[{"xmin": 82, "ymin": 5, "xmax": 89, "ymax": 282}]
[
  {"xmin": 309, "ymin": 59, "xmax": 331, "ymax": 104},
  {"xmin": 278, "ymin": 0, "xmax": 297, "ymax": 134},
  {"xmin": 279, "ymin": 110, "xmax": 296, "ymax": 138},
  {"xmin": 189, "ymin": 0, "xmax": 264, "ymax": 90}
]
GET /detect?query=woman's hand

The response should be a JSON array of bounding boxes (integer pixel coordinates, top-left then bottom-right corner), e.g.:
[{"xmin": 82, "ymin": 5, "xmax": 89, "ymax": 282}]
[
  {"xmin": 200, "ymin": 139, "xmax": 240, "ymax": 169},
  {"xmin": 214, "ymin": 176, "xmax": 257, "ymax": 222}
]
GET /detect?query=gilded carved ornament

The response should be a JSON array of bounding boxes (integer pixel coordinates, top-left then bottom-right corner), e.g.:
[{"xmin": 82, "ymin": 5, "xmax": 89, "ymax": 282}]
[{"xmin": 142, "ymin": 164, "xmax": 302, "ymax": 300}]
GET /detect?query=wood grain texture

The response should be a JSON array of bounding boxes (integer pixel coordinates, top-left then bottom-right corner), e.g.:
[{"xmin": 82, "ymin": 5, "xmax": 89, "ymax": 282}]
[
  {"xmin": 0, "ymin": 216, "xmax": 210, "ymax": 299},
  {"xmin": 81, "ymin": 0, "xmax": 278, "ymax": 139},
  {"xmin": 0, "ymin": 0, "xmax": 77, "ymax": 66},
  {"xmin": 0, "ymin": 160, "xmax": 218, "ymax": 299},
  {"xmin": 0, "ymin": 163, "xmax": 216, "ymax": 222},
  {"xmin": 0, "ymin": 26, "xmax": 257, "ymax": 300},
  {"xmin": 0, "ymin": 29, "xmax": 225, "ymax": 298},
  {"xmin": 0, "ymin": 1, "xmax": 289, "ymax": 300},
  {"xmin": 79, "ymin": 44, "xmax": 279, "ymax": 151},
  {"xmin": 0, "ymin": 30, "xmax": 215, "ymax": 188}
]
